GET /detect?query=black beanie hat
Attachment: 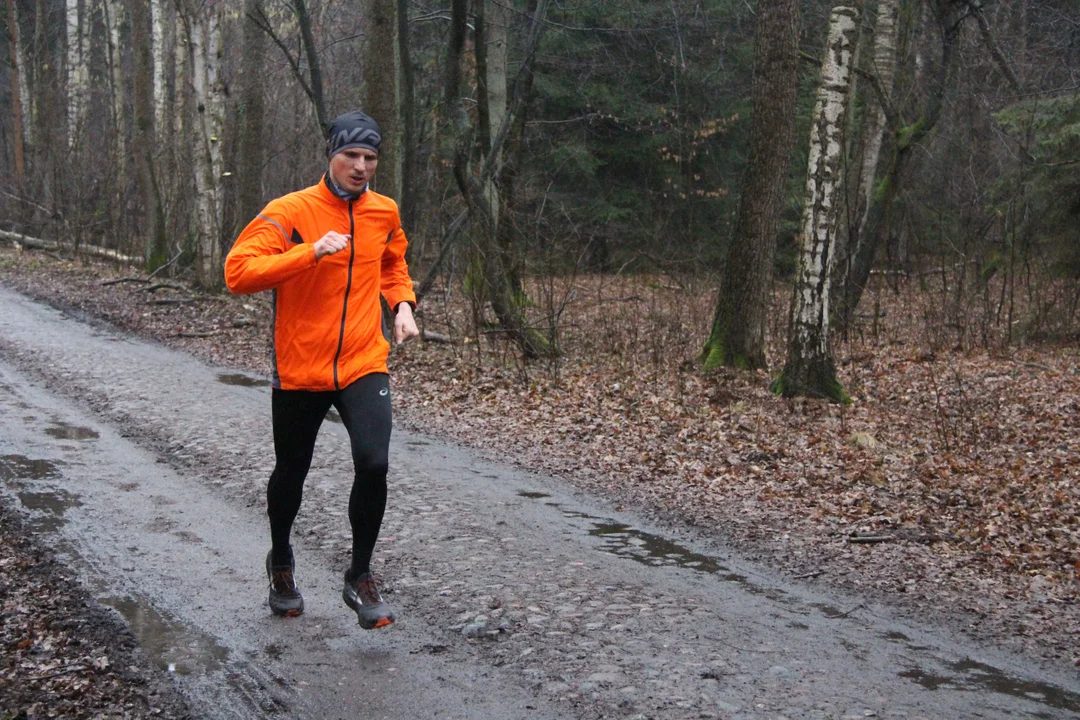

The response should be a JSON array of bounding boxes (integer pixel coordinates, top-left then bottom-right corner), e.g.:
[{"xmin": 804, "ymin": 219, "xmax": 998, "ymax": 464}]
[{"xmin": 326, "ymin": 111, "xmax": 382, "ymax": 158}]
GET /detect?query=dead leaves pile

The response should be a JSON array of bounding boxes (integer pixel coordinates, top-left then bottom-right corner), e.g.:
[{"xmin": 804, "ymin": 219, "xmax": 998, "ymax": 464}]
[{"xmin": 0, "ymin": 504, "xmax": 189, "ymax": 719}]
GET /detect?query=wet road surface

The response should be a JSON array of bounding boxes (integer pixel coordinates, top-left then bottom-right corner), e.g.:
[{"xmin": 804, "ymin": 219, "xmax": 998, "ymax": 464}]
[{"xmin": 0, "ymin": 284, "xmax": 1077, "ymax": 720}]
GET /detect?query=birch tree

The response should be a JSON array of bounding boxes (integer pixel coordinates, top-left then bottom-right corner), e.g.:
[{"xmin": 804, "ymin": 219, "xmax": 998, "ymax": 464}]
[
  {"xmin": 65, "ymin": 0, "xmax": 89, "ymax": 148},
  {"xmin": 236, "ymin": 0, "xmax": 268, "ymax": 233},
  {"xmin": 831, "ymin": 0, "xmax": 900, "ymax": 333},
  {"xmin": 7, "ymin": 0, "xmax": 26, "ymax": 182},
  {"xmin": 774, "ymin": 1, "xmax": 863, "ymax": 402},
  {"xmin": 833, "ymin": 0, "xmax": 967, "ymax": 334},
  {"xmin": 151, "ymin": 0, "xmax": 168, "ymax": 133},
  {"xmin": 102, "ymin": 0, "xmax": 126, "ymax": 189},
  {"xmin": 700, "ymin": 0, "xmax": 800, "ymax": 371},
  {"xmin": 181, "ymin": 0, "xmax": 227, "ymax": 287}
]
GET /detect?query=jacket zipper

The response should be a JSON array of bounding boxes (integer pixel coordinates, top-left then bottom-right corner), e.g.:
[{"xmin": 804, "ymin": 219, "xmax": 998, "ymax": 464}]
[{"xmin": 332, "ymin": 198, "xmax": 356, "ymax": 390}]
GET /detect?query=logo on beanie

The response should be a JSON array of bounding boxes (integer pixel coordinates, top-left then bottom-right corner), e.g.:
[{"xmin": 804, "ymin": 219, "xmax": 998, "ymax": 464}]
[{"xmin": 327, "ymin": 127, "xmax": 381, "ymax": 156}]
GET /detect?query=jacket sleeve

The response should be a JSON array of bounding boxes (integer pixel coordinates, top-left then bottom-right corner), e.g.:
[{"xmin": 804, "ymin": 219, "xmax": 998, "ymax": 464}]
[
  {"xmin": 381, "ymin": 212, "xmax": 417, "ymax": 311},
  {"xmin": 224, "ymin": 201, "xmax": 318, "ymax": 295}
]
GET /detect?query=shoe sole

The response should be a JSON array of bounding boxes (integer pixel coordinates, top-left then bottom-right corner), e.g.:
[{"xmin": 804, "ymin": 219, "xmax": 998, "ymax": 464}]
[
  {"xmin": 343, "ymin": 593, "xmax": 394, "ymax": 630},
  {"xmin": 271, "ymin": 604, "xmax": 304, "ymax": 618}
]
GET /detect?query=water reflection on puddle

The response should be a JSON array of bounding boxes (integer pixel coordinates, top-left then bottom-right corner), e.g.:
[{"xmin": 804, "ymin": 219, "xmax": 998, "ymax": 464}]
[
  {"xmin": 100, "ymin": 595, "xmax": 230, "ymax": 675},
  {"xmin": 45, "ymin": 422, "xmax": 99, "ymax": 441},
  {"xmin": 900, "ymin": 658, "xmax": 1080, "ymax": 713},
  {"xmin": 216, "ymin": 373, "xmax": 270, "ymax": 388}
]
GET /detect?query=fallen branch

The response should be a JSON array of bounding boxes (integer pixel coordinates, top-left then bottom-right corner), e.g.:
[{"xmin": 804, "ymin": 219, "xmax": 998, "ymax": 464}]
[
  {"xmin": 148, "ymin": 298, "xmax": 194, "ymax": 306},
  {"xmin": 847, "ymin": 534, "xmax": 894, "ymax": 544},
  {"xmin": 140, "ymin": 282, "xmax": 189, "ymax": 294},
  {"xmin": 793, "ymin": 570, "xmax": 825, "ymax": 580},
  {"xmin": 0, "ymin": 229, "xmax": 138, "ymax": 264},
  {"xmin": 176, "ymin": 330, "xmax": 219, "ymax": 338},
  {"xmin": 422, "ymin": 330, "xmax": 453, "ymax": 344},
  {"xmin": 101, "ymin": 277, "xmax": 149, "ymax": 287},
  {"xmin": 29, "ymin": 664, "xmax": 89, "ymax": 682}
]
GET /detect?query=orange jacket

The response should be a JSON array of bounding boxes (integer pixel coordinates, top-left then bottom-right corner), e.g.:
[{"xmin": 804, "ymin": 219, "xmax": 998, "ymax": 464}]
[{"xmin": 225, "ymin": 177, "xmax": 416, "ymax": 391}]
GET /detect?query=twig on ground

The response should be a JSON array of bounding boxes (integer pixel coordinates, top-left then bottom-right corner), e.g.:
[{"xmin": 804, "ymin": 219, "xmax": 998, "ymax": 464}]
[
  {"xmin": 147, "ymin": 298, "xmax": 194, "ymax": 306},
  {"xmin": 29, "ymin": 664, "xmax": 89, "ymax": 682},
  {"xmin": 101, "ymin": 277, "xmax": 149, "ymax": 287},
  {"xmin": 140, "ymin": 282, "xmax": 189, "ymax": 294},
  {"xmin": 176, "ymin": 331, "xmax": 219, "ymax": 338},
  {"xmin": 793, "ymin": 570, "xmax": 825, "ymax": 580},
  {"xmin": 847, "ymin": 535, "xmax": 894, "ymax": 544}
]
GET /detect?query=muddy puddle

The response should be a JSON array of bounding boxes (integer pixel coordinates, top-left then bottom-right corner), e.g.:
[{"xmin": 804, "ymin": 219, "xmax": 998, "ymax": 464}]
[
  {"xmin": 0, "ymin": 454, "xmax": 61, "ymax": 482},
  {"xmin": 900, "ymin": 658, "xmax": 1080, "ymax": 714},
  {"xmin": 45, "ymin": 421, "xmax": 99, "ymax": 441},
  {"xmin": 16, "ymin": 489, "xmax": 82, "ymax": 531},
  {"xmin": 217, "ymin": 372, "xmax": 270, "ymax": 388},
  {"xmin": 99, "ymin": 594, "xmax": 230, "ymax": 675}
]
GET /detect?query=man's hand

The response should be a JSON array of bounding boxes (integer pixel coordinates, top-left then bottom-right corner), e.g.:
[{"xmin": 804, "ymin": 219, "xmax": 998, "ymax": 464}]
[
  {"xmin": 393, "ymin": 303, "xmax": 420, "ymax": 346},
  {"xmin": 313, "ymin": 231, "xmax": 349, "ymax": 259}
]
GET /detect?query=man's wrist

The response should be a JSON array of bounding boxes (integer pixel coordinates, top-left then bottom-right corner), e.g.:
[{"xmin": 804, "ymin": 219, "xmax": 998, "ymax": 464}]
[{"xmin": 394, "ymin": 301, "xmax": 416, "ymax": 315}]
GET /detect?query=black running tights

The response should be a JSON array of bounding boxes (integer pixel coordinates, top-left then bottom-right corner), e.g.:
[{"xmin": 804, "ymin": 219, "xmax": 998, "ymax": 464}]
[{"xmin": 267, "ymin": 372, "xmax": 391, "ymax": 576}]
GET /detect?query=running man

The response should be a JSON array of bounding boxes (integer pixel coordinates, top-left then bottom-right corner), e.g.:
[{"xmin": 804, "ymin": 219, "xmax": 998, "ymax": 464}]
[{"xmin": 224, "ymin": 110, "xmax": 419, "ymax": 629}]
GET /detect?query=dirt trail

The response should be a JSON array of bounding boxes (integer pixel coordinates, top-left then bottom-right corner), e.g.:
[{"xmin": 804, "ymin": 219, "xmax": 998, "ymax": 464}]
[{"xmin": 1, "ymin": 283, "xmax": 1078, "ymax": 720}]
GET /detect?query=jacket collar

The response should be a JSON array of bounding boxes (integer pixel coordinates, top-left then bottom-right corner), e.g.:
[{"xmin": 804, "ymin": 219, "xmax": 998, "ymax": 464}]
[{"xmin": 322, "ymin": 172, "xmax": 368, "ymax": 202}]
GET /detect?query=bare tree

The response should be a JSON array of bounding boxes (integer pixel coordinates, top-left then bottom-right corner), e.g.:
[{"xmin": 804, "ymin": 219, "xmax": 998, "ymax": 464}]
[
  {"xmin": 128, "ymin": 0, "xmax": 168, "ymax": 270},
  {"xmin": 700, "ymin": 0, "xmax": 800, "ymax": 371},
  {"xmin": 363, "ymin": 0, "xmax": 401, "ymax": 199},
  {"xmin": 180, "ymin": 0, "xmax": 227, "ymax": 288},
  {"xmin": 833, "ymin": 0, "xmax": 968, "ymax": 334},
  {"xmin": 774, "ymin": 1, "xmax": 864, "ymax": 402},
  {"xmin": 236, "ymin": 0, "xmax": 268, "ymax": 234},
  {"xmin": 6, "ymin": 0, "xmax": 26, "ymax": 183},
  {"xmin": 64, "ymin": 0, "xmax": 89, "ymax": 148}
]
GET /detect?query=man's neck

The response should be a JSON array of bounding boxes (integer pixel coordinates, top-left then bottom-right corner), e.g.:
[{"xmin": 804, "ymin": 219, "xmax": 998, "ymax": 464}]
[{"xmin": 324, "ymin": 172, "xmax": 367, "ymax": 201}]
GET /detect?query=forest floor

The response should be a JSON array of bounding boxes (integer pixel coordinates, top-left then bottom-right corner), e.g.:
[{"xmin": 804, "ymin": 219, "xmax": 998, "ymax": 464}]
[{"xmin": 0, "ymin": 244, "xmax": 1076, "ymax": 714}]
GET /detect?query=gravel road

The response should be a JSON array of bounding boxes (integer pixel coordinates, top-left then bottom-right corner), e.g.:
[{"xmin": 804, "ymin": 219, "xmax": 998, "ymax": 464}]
[{"xmin": 0, "ymin": 284, "xmax": 1077, "ymax": 720}]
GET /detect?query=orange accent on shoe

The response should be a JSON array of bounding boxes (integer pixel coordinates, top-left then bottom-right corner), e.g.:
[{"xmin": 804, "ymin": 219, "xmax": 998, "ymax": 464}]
[{"xmin": 374, "ymin": 617, "xmax": 394, "ymax": 629}]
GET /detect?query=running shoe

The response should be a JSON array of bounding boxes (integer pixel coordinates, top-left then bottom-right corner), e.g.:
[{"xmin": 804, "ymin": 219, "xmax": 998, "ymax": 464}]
[
  {"xmin": 342, "ymin": 570, "xmax": 395, "ymax": 629},
  {"xmin": 266, "ymin": 550, "xmax": 304, "ymax": 617}
]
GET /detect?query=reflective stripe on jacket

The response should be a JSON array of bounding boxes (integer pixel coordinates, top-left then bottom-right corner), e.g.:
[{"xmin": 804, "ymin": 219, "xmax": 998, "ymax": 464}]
[{"xmin": 224, "ymin": 176, "xmax": 416, "ymax": 391}]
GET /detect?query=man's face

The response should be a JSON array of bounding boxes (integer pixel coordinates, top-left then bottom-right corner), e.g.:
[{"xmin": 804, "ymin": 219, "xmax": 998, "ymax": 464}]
[{"xmin": 329, "ymin": 148, "xmax": 379, "ymax": 194}]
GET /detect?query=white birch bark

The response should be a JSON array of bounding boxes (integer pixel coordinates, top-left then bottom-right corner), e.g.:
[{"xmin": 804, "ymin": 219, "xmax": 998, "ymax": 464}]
[
  {"xmin": 186, "ymin": 0, "xmax": 226, "ymax": 287},
  {"xmin": 65, "ymin": 0, "xmax": 90, "ymax": 147},
  {"xmin": 12, "ymin": 0, "xmax": 33, "ymax": 151},
  {"xmin": 856, "ymin": 0, "xmax": 899, "ymax": 236},
  {"xmin": 779, "ymin": 2, "xmax": 862, "ymax": 401},
  {"xmin": 483, "ymin": 0, "xmax": 508, "ymax": 225},
  {"xmin": 151, "ymin": 0, "xmax": 167, "ymax": 135},
  {"xmin": 102, "ymin": 0, "xmax": 126, "ymax": 187}
]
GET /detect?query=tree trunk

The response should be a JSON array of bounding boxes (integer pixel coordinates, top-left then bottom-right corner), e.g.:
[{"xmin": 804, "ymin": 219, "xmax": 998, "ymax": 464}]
[
  {"xmin": 64, "ymin": 0, "xmax": 89, "ymax": 149},
  {"xmin": 774, "ymin": 1, "xmax": 863, "ymax": 403},
  {"xmin": 363, "ymin": 0, "xmax": 401, "ymax": 200},
  {"xmin": 151, "ymin": 0, "xmax": 167, "ymax": 134},
  {"xmin": 700, "ymin": 0, "xmax": 800, "ymax": 371},
  {"xmin": 185, "ymin": 0, "xmax": 227, "ymax": 288},
  {"xmin": 102, "ymin": 0, "xmax": 127, "ymax": 248},
  {"xmin": 235, "ymin": 0, "xmax": 267, "ymax": 236},
  {"xmin": 294, "ymin": 0, "xmax": 327, "ymax": 131},
  {"xmin": 128, "ymin": 0, "xmax": 168, "ymax": 271},
  {"xmin": 7, "ymin": 0, "xmax": 26, "ymax": 183},
  {"xmin": 446, "ymin": 0, "xmax": 555, "ymax": 359},
  {"xmin": 831, "ymin": 0, "xmax": 899, "ymax": 332},
  {"xmin": 397, "ymin": 0, "xmax": 418, "ymax": 229},
  {"xmin": 833, "ymin": 0, "xmax": 964, "ymax": 334},
  {"xmin": 14, "ymin": 0, "xmax": 32, "ymax": 154}
]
